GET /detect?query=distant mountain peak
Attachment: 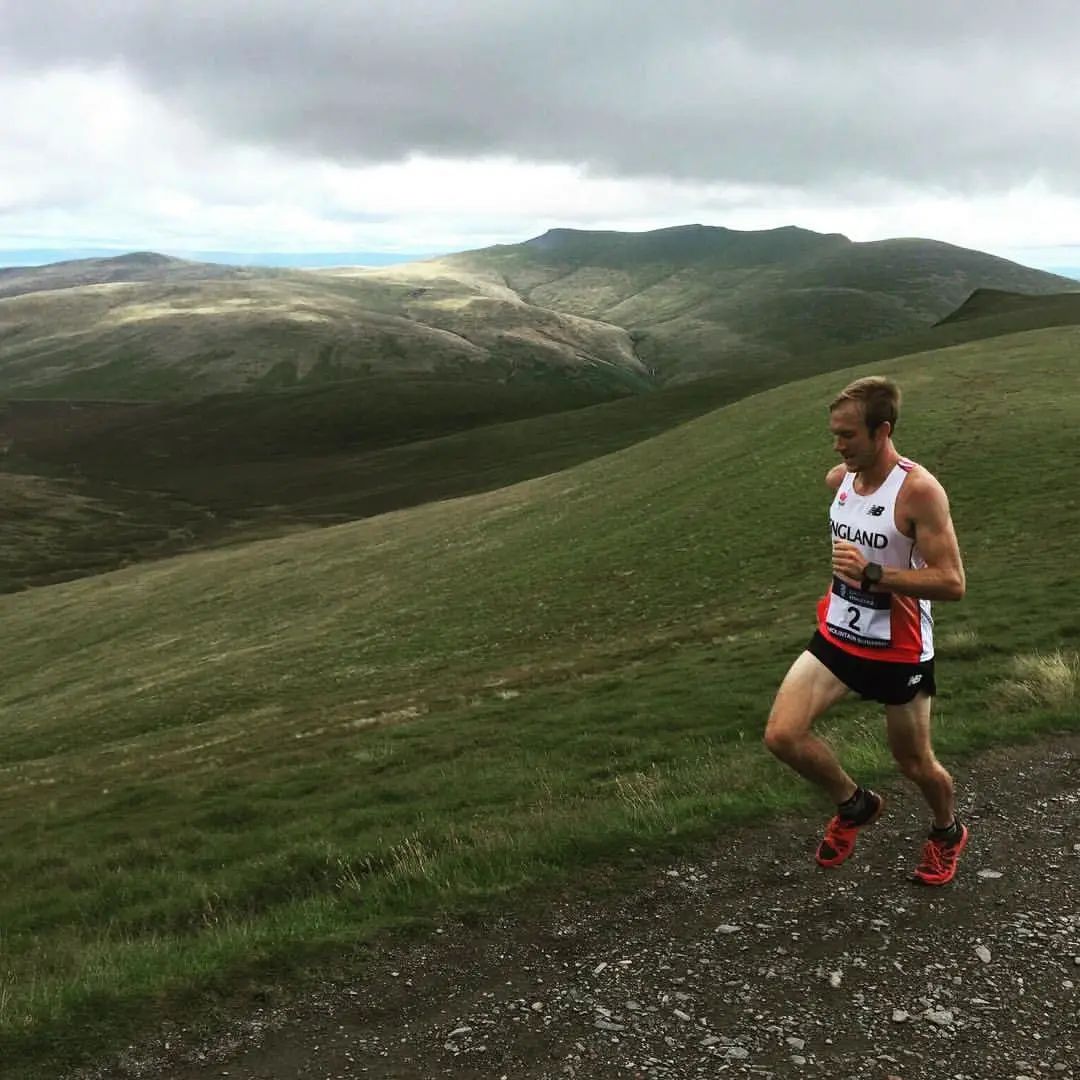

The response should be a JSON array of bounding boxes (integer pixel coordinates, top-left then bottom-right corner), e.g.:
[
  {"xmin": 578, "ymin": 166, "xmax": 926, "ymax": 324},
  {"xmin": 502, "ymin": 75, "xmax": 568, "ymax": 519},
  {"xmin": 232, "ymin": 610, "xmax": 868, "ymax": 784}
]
[
  {"xmin": 0, "ymin": 250, "xmax": 249, "ymax": 302},
  {"xmin": 111, "ymin": 251, "xmax": 178, "ymax": 265},
  {"xmin": 524, "ymin": 223, "xmax": 847, "ymax": 245},
  {"xmin": 15, "ymin": 250, "xmax": 184, "ymax": 273},
  {"xmin": 506, "ymin": 222, "xmax": 850, "ymax": 268}
]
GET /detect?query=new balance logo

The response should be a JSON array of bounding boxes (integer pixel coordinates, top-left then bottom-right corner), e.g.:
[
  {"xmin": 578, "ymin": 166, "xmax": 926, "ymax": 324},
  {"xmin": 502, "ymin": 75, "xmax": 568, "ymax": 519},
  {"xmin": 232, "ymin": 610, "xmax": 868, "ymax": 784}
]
[
  {"xmin": 867, "ymin": 505, "xmax": 886, "ymax": 517},
  {"xmin": 907, "ymin": 674, "xmax": 923, "ymax": 687}
]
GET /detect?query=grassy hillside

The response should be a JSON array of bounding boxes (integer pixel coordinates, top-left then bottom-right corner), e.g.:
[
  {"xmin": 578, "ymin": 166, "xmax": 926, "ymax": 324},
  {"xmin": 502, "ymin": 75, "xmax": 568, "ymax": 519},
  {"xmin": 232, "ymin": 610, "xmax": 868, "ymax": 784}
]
[
  {"xmin": 445, "ymin": 226, "xmax": 1080, "ymax": 382},
  {"xmin": 2, "ymin": 372, "xmax": 625, "ymax": 466},
  {"xmin": 4, "ymin": 289, "xmax": 1080, "ymax": 595},
  {"xmin": 934, "ymin": 286, "xmax": 1080, "ymax": 326},
  {"xmin": 1, "ymin": 326, "xmax": 1078, "ymax": 1075},
  {"xmin": 0, "ymin": 371, "xmax": 662, "ymax": 593},
  {"xmin": 3, "ymin": 232, "xmax": 1076, "ymax": 406},
  {"xmin": 0, "ymin": 262, "xmax": 649, "ymax": 400},
  {"xmin": 0, "ymin": 468, "xmax": 215, "ymax": 593},
  {"xmin": 0, "ymin": 374, "xmax": 635, "ymax": 592}
]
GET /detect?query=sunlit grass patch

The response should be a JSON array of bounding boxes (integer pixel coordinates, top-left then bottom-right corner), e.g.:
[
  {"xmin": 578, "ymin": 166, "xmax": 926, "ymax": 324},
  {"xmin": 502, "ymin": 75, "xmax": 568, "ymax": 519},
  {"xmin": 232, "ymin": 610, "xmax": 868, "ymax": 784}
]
[{"xmin": 937, "ymin": 628, "xmax": 984, "ymax": 660}]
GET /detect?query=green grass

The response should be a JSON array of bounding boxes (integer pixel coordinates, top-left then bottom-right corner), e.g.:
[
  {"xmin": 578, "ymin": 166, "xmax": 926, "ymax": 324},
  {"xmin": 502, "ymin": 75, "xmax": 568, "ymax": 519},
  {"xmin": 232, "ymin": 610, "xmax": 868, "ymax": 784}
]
[
  {"xmin": 0, "ymin": 373, "xmax": 638, "ymax": 592},
  {"xmin": 0, "ymin": 327, "xmax": 1079, "ymax": 1074},
  {"xmin": 935, "ymin": 286, "xmax": 1080, "ymax": 326},
  {"xmin": 15, "ymin": 370, "xmax": 631, "ymax": 469}
]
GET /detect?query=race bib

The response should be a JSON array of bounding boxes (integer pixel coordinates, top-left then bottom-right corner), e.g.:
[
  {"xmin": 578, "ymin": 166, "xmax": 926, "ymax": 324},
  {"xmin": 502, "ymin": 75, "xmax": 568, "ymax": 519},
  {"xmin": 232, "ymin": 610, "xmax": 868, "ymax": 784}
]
[{"xmin": 825, "ymin": 576, "xmax": 892, "ymax": 648}]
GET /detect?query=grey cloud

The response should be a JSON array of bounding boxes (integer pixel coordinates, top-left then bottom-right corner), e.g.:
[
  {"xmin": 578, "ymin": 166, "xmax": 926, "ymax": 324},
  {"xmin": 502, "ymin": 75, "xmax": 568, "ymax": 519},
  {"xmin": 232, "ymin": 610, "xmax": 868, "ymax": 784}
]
[{"xmin": 4, "ymin": 0, "xmax": 1080, "ymax": 192}]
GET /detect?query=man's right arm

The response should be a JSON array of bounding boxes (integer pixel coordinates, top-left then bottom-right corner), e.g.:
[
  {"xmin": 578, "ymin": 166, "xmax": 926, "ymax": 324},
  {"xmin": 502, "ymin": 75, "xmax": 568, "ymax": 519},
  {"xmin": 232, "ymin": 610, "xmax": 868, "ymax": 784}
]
[{"xmin": 825, "ymin": 464, "xmax": 845, "ymax": 491}]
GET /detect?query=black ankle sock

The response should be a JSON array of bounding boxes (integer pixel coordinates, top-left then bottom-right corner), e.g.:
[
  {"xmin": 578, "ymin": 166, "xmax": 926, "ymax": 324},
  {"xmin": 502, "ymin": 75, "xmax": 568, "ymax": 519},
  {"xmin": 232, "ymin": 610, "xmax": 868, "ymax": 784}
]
[
  {"xmin": 838, "ymin": 787, "xmax": 868, "ymax": 820},
  {"xmin": 931, "ymin": 819, "xmax": 962, "ymax": 842}
]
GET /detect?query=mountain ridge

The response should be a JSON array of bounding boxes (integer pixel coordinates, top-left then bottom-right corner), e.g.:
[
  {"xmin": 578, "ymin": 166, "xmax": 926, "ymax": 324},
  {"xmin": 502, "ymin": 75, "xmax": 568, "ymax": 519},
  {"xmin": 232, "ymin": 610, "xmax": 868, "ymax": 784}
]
[
  {"xmin": 1, "ymin": 226, "xmax": 1077, "ymax": 401},
  {"xmin": 437, "ymin": 226, "xmax": 1079, "ymax": 383}
]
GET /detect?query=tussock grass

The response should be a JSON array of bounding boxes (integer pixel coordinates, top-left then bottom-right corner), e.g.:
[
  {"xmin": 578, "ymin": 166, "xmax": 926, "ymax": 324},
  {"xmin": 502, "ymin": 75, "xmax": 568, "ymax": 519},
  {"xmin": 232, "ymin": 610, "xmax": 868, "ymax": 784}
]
[{"xmin": 996, "ymin": 651, "xmax": 1080, "ymax": 712}]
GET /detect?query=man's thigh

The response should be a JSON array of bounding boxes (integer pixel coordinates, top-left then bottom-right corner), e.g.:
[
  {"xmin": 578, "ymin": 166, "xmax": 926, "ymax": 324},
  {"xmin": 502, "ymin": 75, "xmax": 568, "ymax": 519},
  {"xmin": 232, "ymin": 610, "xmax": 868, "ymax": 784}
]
[{"xmin": 766, "ymin": 650, "xmax": 850, "ymax": 740}]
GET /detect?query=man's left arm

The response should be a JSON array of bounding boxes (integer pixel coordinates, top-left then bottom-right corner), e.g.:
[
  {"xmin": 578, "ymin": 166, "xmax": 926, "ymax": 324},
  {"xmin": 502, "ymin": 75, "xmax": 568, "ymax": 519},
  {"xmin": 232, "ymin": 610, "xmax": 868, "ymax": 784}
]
[
  {"xmin": 879, "ymin": 476, "xmax": 965, "ymax": 601},
  {"xmin": 831, "ymin": 476, "xmax": 966, "ymax": 601}
]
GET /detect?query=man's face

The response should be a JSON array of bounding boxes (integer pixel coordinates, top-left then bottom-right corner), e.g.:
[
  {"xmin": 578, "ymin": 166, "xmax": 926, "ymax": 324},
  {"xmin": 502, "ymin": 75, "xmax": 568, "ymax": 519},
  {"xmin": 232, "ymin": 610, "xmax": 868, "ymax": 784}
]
[{"xmin": 829, "ymin": 402, "xmax": 881, "ymax": 471}]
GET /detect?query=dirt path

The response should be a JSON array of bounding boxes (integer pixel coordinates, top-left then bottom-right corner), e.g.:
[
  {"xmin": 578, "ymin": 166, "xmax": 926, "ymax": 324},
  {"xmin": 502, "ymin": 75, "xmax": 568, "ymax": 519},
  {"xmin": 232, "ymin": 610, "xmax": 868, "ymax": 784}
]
[{"xmin": 80, "ymin": 734, "xmax": 1080, "ymax": 1080}]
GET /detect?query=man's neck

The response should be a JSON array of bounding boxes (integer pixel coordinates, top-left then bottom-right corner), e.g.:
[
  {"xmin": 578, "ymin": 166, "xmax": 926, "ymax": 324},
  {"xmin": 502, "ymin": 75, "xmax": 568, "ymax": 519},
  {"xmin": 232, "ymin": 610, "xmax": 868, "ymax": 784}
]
[{"xmin": 856, "ymin": 445, "xmax": 901, "ymax": 492}]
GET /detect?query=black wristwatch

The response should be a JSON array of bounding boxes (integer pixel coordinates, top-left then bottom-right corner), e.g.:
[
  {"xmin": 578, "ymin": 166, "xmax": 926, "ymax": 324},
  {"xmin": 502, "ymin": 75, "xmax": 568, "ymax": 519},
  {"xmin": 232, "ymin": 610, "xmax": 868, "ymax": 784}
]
[{"xmin": 861, "ymin": 562, "xmax": 884, "ymax": 591}]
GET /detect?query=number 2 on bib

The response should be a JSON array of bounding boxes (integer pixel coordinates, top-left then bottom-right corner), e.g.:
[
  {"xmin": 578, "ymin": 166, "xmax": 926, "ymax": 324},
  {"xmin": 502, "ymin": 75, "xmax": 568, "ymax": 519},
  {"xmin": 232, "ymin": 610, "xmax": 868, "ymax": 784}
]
[{"xmin": 826, "ymin": 577, "xmax": 891, "ymax": 648}]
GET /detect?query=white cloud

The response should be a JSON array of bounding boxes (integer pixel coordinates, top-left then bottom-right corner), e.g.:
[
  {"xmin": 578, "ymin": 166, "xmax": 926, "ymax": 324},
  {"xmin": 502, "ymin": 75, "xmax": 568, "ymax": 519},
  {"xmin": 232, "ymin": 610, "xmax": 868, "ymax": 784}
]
[{"xmin": 2, "ymin": 54, "xmax": 1080, "ymax": 268}]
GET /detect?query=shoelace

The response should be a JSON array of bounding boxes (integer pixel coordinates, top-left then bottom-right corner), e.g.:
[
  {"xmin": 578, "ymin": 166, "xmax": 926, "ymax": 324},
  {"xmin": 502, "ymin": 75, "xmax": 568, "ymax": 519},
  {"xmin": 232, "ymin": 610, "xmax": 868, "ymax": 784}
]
[
  {"xmin": 917, "ymin": 838, "xmax": 949, "ymax": 875},
  {"xmin": 825, "ymin": 817, "xmax": 858, "ymax": 844}
]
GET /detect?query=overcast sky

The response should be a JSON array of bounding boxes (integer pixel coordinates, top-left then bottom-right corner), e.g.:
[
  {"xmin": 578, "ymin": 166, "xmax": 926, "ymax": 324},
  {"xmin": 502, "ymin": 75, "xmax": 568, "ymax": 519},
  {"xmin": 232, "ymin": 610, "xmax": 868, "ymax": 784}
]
[{"xmin": 3, "ymin": 0, "xmax": 1080, "ymax": 266}]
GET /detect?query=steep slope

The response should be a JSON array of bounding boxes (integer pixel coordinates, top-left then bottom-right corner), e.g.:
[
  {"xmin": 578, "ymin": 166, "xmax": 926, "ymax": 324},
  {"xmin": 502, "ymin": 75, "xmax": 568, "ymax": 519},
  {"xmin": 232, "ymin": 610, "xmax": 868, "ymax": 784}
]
[
  {"xmin": 933, "ymin": 286, "xmax": 1080, "ymax": 326},
  {"xmin": 3, "ymin": 327, "xmax": 1077, "ymax": 772}
]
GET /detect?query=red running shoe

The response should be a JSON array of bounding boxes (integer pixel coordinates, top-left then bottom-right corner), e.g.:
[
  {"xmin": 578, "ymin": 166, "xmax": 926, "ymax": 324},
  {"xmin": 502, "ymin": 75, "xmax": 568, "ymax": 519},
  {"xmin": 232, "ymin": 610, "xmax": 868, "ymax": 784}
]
[
  {"xmin": 815, "ymin": 790, "xmax": 885, "ymax": 868},
  {"xmin": 912, "ymin": 823, "xmax": 970, "ymax": 886}
]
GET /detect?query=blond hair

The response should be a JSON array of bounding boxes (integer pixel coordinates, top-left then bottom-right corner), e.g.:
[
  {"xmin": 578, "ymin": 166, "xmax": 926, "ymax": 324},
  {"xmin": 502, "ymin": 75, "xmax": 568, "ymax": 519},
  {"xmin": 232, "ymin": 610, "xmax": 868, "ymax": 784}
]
[{"xmin": 830, "ymin": 376, "xmax": 900, "ymax": 435}]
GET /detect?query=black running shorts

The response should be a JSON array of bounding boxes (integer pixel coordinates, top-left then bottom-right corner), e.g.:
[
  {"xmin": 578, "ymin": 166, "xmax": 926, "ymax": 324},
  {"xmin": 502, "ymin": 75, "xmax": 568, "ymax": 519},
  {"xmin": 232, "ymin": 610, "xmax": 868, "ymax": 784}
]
[{"xmin": 808, "ymin": 631, "xmax": 936, "ymax": 706}]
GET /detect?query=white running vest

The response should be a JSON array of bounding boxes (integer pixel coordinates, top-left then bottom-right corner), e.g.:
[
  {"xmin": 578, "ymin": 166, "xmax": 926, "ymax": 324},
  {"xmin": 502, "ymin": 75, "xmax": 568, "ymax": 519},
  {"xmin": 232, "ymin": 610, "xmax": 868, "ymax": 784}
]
[{"xmin": 817, "ymin": 458, "xmax": 935, "ymax": 663}]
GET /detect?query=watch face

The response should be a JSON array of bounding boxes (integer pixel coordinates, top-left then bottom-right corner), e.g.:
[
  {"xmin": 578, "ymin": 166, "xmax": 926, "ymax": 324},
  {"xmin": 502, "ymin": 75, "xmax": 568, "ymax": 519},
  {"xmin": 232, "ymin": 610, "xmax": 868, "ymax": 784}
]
[{"xmin": 865, "ymin": 563, "xmax": 883, "ymax": 583}]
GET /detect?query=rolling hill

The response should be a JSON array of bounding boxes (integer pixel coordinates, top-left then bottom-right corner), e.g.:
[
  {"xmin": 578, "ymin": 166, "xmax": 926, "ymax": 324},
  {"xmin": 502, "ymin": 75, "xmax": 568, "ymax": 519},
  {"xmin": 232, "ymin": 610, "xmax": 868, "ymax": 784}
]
[
  {"xmin": 1, "ymin": 324, "xmax": 1078, "ymax": 1076},
  {"xmin": 1, "ymin": 228, "xmax": 1076, "ymax": 403},
  {"xmin": 0, "ymin": 251, "xmax": 257, "ymax": 300},
  {"xmin": 438, "ymin": 225, "xmax": 1080, "ymax": 381},
  {"xmin": 0, "ymin": 255, "xmax": 649, "ymax": 400},
  {"xmin": 3, "ymin": 287, "xmax": 1080, "ymax": 595}
]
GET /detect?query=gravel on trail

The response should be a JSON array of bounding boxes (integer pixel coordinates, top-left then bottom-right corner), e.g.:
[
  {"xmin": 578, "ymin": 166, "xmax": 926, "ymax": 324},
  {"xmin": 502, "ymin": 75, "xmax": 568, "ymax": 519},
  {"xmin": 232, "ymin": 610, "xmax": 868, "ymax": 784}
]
[{"xmin": 75, "ymin": 734, "xmax": 1080, "ymax": 1080}]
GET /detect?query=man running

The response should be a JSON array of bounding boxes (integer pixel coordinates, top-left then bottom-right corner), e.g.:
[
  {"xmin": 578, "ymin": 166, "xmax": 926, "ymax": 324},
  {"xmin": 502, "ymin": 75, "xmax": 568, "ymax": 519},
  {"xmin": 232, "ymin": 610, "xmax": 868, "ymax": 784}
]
[{"xmin": 764, "ymin": 376, "xmax": 969, "ymax": 885}]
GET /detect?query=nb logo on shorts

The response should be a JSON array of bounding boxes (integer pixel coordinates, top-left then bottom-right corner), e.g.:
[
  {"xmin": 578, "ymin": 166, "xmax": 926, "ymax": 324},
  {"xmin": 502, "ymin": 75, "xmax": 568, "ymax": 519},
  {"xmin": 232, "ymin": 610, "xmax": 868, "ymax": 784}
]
[{"xmin": 907, "ymin": 674, "xmax": 923, "ymax": 686}]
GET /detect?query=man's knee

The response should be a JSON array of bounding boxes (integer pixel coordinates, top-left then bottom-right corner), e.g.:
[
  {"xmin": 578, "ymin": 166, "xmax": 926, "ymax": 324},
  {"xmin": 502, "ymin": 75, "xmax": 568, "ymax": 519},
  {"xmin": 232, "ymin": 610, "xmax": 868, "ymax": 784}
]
[
  {"xmin": 763, "ymin": 715, "xmax": 802, "ymax": 760},
  {"xmin": 892, "ymin": 749, "xmax": 945, "ymax": 785}
]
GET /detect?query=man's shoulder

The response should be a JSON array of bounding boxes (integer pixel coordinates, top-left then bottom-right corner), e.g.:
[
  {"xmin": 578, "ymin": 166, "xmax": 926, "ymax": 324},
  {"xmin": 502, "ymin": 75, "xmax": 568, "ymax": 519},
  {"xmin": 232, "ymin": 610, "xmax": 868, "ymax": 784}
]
[
  {"xmin": 898, "ymin": 460, "xmax": 951, "ymax": 513},
  {"xmin": 899, "ymin": 459, "xmax": 944, "ymax": 489}
]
